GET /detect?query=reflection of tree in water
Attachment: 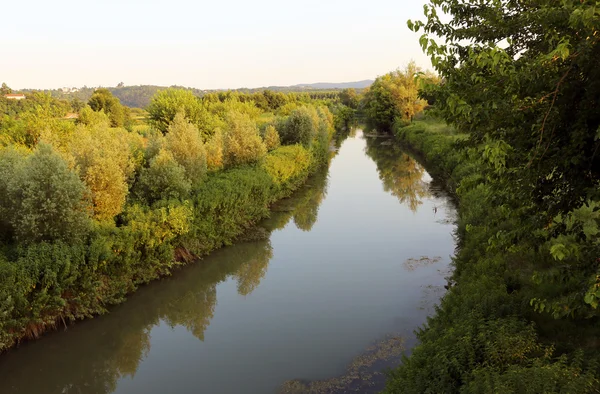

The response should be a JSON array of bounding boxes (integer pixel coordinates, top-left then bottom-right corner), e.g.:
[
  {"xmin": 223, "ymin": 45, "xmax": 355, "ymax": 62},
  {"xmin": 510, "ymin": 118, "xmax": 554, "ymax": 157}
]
[
  {"xmin": 265, "ymin": 167, "xmax": 330, "ymax": 233},
  {"xmin": 364, "ymin": 136, "xmax": 430, "ymax": 212},
  {"xmin": 162, "ymin": 286, "xmax": 217, "ymax": 341},
  {"xmin": 293, "ymin": 169, "xmax": 329, "ymax": 231},
  {"xmin": 233, "ymin": 241, "xmax": 273, "ymax": 296}
]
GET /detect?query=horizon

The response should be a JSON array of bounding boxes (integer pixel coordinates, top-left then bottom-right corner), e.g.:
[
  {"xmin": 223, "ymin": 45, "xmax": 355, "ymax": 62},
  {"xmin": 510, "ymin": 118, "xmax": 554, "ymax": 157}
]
[
  {"xmin": 9, "ymin": 78, "xmax": 377, "ymax": 92},
  {"xmin": 2, "ymin": 0, "xmax": 431, "ymax": 90}
]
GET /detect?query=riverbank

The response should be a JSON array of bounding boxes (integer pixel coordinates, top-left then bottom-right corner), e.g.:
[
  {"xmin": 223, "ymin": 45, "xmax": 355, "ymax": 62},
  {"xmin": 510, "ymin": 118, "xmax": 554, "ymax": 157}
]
[
  {"xmin": 385, "ymin": 117, "xmax": 600, "ymax": 393},
  {"xmin": 0, "ymin": 112, "xmax": 344, "ymax": 353}
]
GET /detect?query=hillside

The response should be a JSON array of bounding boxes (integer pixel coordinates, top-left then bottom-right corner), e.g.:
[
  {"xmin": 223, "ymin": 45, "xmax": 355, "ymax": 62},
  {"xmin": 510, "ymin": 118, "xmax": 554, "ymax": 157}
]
[{"xmin": 19, "ymin": 80, "xmax": 373, "ymax": 109}]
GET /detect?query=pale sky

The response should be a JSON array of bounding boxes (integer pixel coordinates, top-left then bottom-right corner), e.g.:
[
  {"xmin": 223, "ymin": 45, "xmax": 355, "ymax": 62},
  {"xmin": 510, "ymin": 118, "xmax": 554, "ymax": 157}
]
[{"xmin": 2, "ymin": 0, "xmax": 432, "ymax": 90}]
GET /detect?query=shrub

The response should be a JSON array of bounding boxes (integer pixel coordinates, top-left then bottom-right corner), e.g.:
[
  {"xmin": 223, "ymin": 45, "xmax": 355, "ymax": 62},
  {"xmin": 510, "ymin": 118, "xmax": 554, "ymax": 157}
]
[
  {"xmin": 135, "ymin": 148, "xmax": 191, "ymax": 203},
  {"xmin": 205, "ymin": 128, "xmax": 224, "ymax": 171},
  {"xmin": 223, "ymin": 111, "xmax": 267, "ymax": 167},
  {"xmin": 262, "ymin": 145, "xmax": 312, "ymax": 197},
  {"xmin": 165, "ymin": 112, "xmax": 207, "ymax": 185},
  {"xmin": 9, "ymin": 143, "xmax": 91, "ymax": 244},
  {"xmin": 68, "ymin": 125, "xmax": 136, "ymax": 221},
  {"xmin": 279, "ymin": 107, "xmax": 318, "ymax": 147},
  {"xmin": 263, "ymin": 125, "xmax": 280, "ymax": 151}
]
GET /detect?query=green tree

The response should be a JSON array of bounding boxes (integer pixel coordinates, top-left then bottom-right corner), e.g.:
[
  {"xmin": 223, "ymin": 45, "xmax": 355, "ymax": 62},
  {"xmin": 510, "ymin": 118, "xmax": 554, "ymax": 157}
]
[
  {"xmin": 8, "ymin": 143, "xmax": 91, "ymax": 243},
  {"xmin": 279, "ymin": 107, "xmax": 318, "ymax": 147},
  {"xmin": 77, "ymin": 105, "xmax": 111, "ymax": 128},
  {"xmin": 135, "ymin": 148, "xmax": 191, "ymax": 203},
  {"xmin": 88, "ymin": 88, "xmax": 129, "ymax": 128},
  {"xmin": 147, "ymin": 88, "xmax": 217, "ymax": 138},
  {"xmin": 339, "ymin": 88, "xmax": 360, "ymax": 109},
  {"xmin": 0, "ymin": 83, "xmax": 12, "ymax": 95}
]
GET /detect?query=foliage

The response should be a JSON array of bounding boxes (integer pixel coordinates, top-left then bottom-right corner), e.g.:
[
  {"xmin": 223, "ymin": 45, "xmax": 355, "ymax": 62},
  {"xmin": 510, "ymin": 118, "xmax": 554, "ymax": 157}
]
[
  {"xmin": 278, "ymin": 106, "xmax": 318, "ymax": 147},
  {"xmin": 77, "ymin": 105, "xmax": 110, "ymax": 128},
  {"xmin": 146, "ymin": 88, "xmax": 217, "ymax": 138},
  {"xmin": 262, "ymin": 145, "xmax": 312, "ymax": 198},
  {"xmin": 164, "ymin": 112, "xmax": 207, "ymax": 185},
  {"xmin": 5, "ymin": 143, "xmax": 91, "ymax": 244},
  {"xmin": 363, "ymin": 61, "xmax": 427, "ymax": 130},
  {"xmin": 262, "ymin": 124, "xmax": 281, "ymax": 151},
  {"xmin": 65, "ymin": 125, "xmax": 138, "ymax": 221},
  {"xmin": 385, "ymin": 117, "xmax": 600, "ymax": 392},
  {"xmin": 205, "ymin": 128, "xmax": 224, "ymax": 171},
  {"xmin": 88, "ymin": 88, "xmax": 130, "ymax": 128},
  {"xmin": 0, "ymin": 85, "xmax": 343, "ymax": 354},
  {"xmin": 135, "ymin": 148, "xmax": 191, "ymax": 204},
  {"xmin": 222, "ymin": 111, "xmax": 267, "ymax": 167}
]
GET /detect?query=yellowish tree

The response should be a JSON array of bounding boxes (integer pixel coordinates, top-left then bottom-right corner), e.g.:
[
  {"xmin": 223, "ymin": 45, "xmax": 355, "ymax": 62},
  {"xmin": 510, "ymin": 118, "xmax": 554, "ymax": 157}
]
[
  {"xmin": 205, "ymin": 128, "xmax": 224, "ymax": 171},
  {"xmin": 165, "ymin": 112, "xmax": 207, "ymax": 185},
  {"xmin": 223, "ymin": 111, "xmax": 267, "ymax": 167},
  {"xmin": 263, "ymin": 125, "xmax": 280, "ymax": 151}
]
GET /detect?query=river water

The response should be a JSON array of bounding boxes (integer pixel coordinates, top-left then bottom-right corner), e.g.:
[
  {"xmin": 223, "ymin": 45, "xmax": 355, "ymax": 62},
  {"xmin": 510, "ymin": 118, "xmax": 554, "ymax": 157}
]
[{"xmin": 0, "ymin": 129, "xmax": 456, "ymax": 394}]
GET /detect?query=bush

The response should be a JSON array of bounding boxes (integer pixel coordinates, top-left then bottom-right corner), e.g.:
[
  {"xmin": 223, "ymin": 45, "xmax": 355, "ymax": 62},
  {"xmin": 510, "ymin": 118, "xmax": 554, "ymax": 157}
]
[
  {"xmin": 262, "ymin": 145, "xmax": 312, "ymax": 198},
  {"xmin": 8, "ymin": 143, "xmax": 91, "ymax": 244},
  {"xmin": 278, "ymin": 107, "xmax": 319, "ymax": 147},
  {"xmin": 205, "ymin": 128, "xmax": 224, "ymax": 171},
  {"xmin": 223, "ymin": 111, "xmax": 267, "ymax": 167},
  {"xmin": 165, "ymin": 112, "xmax": 207, "ymax": 185},
  {"xmin": 68, "ymin": 125, "xmax": 136, "ymax": 221},
  {"xmin": 181, "ymin": 166, "xmax": 274, "ymax": 255},
  {"xmin": 263, "ymin": 125, "xmax": 281, "ymax": 151},
  {"xmin": 147, "ymin": 88, "xmax": 218, "ymax": 138},
  {"xmin": 135, "ymin": 148, "xmax": 191, "ymax": 203}
]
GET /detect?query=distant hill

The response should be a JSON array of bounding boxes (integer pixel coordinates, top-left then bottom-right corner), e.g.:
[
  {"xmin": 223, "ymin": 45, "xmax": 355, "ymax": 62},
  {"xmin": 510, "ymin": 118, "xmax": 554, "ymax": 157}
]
[
  {"xmin": 23, "ymin": 80, "xmax": 373, "ymax": 109},
  {"xmin": 289, "ymin": 80, "xmax": 373, "ymax": 90}
]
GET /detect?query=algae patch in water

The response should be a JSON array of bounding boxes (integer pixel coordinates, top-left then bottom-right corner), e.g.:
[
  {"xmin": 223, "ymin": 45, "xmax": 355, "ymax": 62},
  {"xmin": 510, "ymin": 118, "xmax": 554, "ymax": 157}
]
[
  {"xmin": 403, "ymin": 256, "xmax": 442, "ymax": 271},
  {"xmin": 278, "ymin": 335, "xmax": 405, "ymax": 394}
]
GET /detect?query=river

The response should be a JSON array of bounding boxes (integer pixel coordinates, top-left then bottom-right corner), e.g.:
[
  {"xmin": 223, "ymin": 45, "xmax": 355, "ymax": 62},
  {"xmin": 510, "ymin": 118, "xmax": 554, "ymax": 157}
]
[{"xmin": 0, "ymin": 129, "xmax": 457, "ymax": 394}]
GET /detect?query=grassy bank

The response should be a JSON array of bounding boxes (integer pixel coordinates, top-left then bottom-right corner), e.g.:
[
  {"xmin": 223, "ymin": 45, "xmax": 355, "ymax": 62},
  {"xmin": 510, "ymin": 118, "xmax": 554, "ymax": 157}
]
[{"xmin": 385, "ymin": 118, "xmax": 600, "ymax": 393}]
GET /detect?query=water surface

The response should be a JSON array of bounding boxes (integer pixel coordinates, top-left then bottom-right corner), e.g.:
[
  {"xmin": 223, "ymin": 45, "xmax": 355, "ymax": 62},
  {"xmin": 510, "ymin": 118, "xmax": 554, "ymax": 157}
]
[{"xmin": 0, "ymin": 130, "xmax": 456, "ymax": 393}]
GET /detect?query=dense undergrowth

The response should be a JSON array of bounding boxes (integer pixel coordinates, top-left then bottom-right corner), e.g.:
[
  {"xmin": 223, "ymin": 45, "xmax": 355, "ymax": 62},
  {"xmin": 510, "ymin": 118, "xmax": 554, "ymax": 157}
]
[
  {"xmin": 0, "ymin": 87, "xmax": 354, "ymax": 352},
  {"xmin": 383, "ymin": 117, "xmax": 600, "ymax": 393}
]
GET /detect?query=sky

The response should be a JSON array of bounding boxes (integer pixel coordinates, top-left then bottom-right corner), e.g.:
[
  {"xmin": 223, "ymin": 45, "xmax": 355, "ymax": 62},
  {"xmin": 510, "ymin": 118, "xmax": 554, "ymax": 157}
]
[{"xmin": 2, "ymin": 0, "xmax": 432, "ymax": 90}]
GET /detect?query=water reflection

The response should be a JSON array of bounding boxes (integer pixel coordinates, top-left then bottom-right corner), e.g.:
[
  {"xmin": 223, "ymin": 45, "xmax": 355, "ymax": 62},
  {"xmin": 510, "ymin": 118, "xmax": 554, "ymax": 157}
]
[
  {"xmin": 0, "ymin": 169, "xmax": 331, "ymax": 394},
  {"xmin": 363, "ymin": 135, "xmax": 430, "ymax": 212}
]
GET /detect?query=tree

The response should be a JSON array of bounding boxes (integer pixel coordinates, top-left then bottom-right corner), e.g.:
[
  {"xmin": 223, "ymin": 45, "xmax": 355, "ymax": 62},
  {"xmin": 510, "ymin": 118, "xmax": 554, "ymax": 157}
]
[
  {"xmin": 263, "ymin": 125, "xmax": 280, "ymax": 151},
  {"xmin": 8, "ymin": 144, "xmax": 91, "ymax": 243},
  {"xmin": 279, "ymin": 107, "xmax": 318, "ymax": 147},
  {"xmin": 88, "ymin": 88, "xmax": 129, "ymax": 127},
  {"xmin": 339, "ymin": 88, "xmax": 360, "ymax": 109},
  {"xmin": 147, "ymin": 88, "xmax": 217, "ymax": 138},
  {"xmin": 410, "ymin": 0, "xmax": 600, "ymax": 317},
  {"xmin": 0, "ymin": 83, "xmax": 11, "ymax": 95},
  {"xmin": 164, "ymin": 112, "xmax": 207, "ymax": 185},
  {"xmin": 68, "ymin": 125, "xmax": 135, "ymax": 221},
  {"xmin": 223, "ymin": 111, "xmax": 267, "ymax": 167},
  {"xmin": 363, "ymin": 62, "xmax": 427, "ymax": 130},
  {"xmin": 77, "ymin": 105, "xmax": 111, "ymax": 128},
  {"xmin": 135, "ymin": 148, "xmax": 191, "ymax": 203},
  {"xmin": 205, "ymin": 128, "xmax": 224, "ymax": 171}
]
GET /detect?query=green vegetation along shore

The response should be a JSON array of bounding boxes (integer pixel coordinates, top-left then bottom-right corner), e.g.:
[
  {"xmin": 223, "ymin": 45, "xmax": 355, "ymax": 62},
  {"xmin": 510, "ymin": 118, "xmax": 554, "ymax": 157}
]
[
  {"xmin": 0, "ymin": 85, "xmax": 354, "ymax": 352},
  {"xmin": 382, "ymin": 118, "xmax": 599, "ymax": 392},
  {"xmin": 356, "ymin": 1, "xmax": 600, "ymax": 391}
]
